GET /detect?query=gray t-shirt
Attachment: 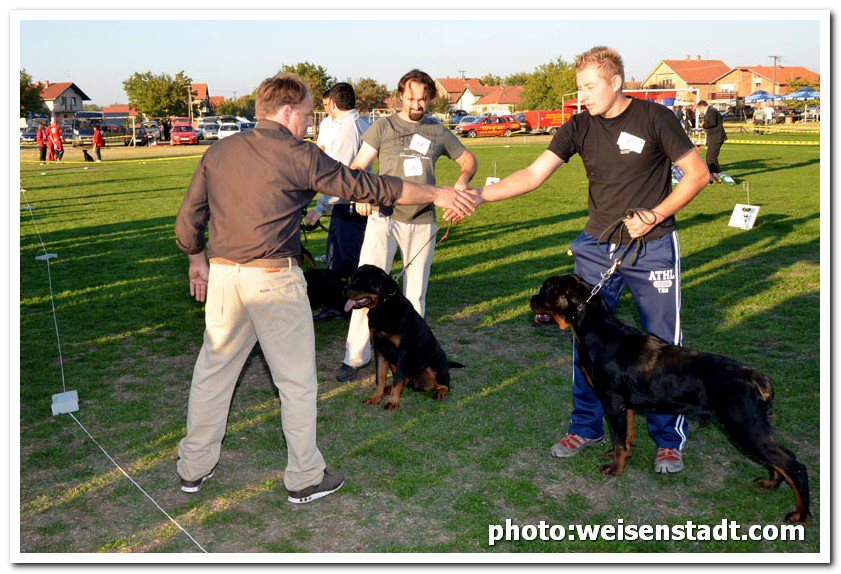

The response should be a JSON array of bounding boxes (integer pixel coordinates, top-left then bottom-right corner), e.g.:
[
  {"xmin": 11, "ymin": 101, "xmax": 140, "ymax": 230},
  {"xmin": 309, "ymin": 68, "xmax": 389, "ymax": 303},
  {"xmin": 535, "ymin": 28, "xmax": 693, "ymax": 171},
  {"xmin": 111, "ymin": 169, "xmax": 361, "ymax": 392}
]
[{"xmin": 362, "ymin": 113, "xmax": 466, "ymax": 223}]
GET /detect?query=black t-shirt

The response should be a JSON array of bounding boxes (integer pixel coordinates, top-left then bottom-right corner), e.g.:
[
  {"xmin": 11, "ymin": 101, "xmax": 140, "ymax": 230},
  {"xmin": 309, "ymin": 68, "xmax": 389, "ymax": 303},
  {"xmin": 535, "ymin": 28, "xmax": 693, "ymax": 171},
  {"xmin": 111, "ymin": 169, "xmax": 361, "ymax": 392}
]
[{"xmin": 547, "ymin": 98, "xmax": 696, "ymax": 243}]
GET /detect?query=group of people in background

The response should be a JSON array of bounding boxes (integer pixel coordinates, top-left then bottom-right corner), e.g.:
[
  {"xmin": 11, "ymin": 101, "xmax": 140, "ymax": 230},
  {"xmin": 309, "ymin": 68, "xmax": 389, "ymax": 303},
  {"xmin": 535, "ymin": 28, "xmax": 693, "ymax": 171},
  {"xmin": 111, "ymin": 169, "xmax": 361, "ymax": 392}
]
[
  {"xmin": 36, "ymin": 118, "xmax": 64, "ymax": 164},
  {"xmin": 35, "ymin": 118, "xmax": 105, "ymax": 163}
]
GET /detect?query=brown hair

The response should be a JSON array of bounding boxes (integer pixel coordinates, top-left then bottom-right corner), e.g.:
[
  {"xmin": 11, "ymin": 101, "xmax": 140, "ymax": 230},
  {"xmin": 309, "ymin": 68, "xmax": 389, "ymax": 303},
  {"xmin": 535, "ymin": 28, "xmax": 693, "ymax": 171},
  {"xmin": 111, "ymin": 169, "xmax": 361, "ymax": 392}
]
[
  {"xmin": 575, "ymin": 46, "xmax": 625, "ymax": 83},
  {"xmin": 397, "ymin": 69, "xmax": 437, "ymax": 99},
  {"xmin": 254, "ymin": 73, "xmax": 309, "ymax": 120}
]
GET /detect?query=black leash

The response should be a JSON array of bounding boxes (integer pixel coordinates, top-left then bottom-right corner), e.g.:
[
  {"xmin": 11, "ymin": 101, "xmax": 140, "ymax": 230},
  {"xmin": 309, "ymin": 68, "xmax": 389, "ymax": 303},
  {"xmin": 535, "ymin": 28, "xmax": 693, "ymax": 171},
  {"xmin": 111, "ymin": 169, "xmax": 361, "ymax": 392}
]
[
  {"xmin": 392, "ymin": 221, "xmax": 453, "ymax": 281},
  {"xmin": 583, "ymin": 208, "xmax": 667, "ymax": 305}
]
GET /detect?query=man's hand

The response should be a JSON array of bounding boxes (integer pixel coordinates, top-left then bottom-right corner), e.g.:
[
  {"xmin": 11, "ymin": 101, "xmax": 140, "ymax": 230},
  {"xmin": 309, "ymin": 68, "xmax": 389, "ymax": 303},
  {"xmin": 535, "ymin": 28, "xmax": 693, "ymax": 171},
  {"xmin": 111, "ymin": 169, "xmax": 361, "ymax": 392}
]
[
  {"xmin": 624, "ymin": 210, "xmax": 663, "ymax": 239},
  {"xmin": 435, "ymin": 186, "xmax": 480, "ymax": 221},
  {"xmin": 188, "ymin": 252, "xmax": 209, "ymax": 302},
  {"xmin": 443, "ymin": 186, "xmax": 485, "ymax": 223},
  {"xmin": 304, "ymin": 209, "xmax": 322, "ymax": 226},
  {"xmin": 355, "ymin": 202, "xmax": 373, "ymax": 216}
]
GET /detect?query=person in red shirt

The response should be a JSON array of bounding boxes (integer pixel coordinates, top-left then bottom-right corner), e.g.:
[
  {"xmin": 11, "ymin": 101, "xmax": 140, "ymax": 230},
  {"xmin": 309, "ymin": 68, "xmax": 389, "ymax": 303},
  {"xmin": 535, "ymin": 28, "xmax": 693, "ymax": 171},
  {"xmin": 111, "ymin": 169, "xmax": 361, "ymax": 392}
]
[
  {"xmin": 47, "ymin": 119, "xmax": 64, "ymax": 163},
  {"xmin": 92, "ymin": 124, "xmax": 105, "ymax": 162},
  {"xmin": 35, "ymin": 123, "xmax": 48, "ymax": 165}
]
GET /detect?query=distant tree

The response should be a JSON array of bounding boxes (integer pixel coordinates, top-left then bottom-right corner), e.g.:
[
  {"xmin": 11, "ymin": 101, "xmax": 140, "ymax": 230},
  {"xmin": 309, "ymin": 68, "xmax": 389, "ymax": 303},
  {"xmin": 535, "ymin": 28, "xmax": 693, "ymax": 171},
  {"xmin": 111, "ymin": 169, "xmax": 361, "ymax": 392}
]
[
  {"xmin": 217, "ymin": 93, "xmax": 256, "ymax": 119},
  {"xmin": 503, "ymin": 71, "xmax": 531, "ymax": 86},
  {"xmin": 122, "ymin": 70, "xmax": 192, "ymax": 118},
  {"xmin": 352, "ymin": 77, "xmax": 390, "ymax": 113},
  {"xmin": 83, "ymin": 103, "xmax": 102, "ymax": 111},
  {"xmin": 479, "ymin": 73, "xmax": 502, "ymax": 86},
  {"xmin": 429, "ymin": 95, "xmax": 452, "ymax": 115},
  {"xmin": 785, "ymin": 77, "xmax": 818, "ymax": 92},
  {"xmin": 521, "ymin": 56, "xmax": 577, "ymax": 110},
  {"xmin": 20, "ymin": 69, "xmax": 46, "ymax": 118},
  {"xmin": 277, "ymin": 62, "xmax": 335, "ymax": 111}
]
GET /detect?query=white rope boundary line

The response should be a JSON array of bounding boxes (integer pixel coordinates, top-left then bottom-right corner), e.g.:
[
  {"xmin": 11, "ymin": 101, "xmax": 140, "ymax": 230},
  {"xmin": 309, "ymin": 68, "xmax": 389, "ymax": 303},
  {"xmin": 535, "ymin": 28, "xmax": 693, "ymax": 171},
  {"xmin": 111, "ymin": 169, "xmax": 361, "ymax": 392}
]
[
  {"xmin": 68, "ymin": 413, "xmax": 207, "ymax": 553},
  {"xmin": 20, "ymin": 187, "xmax": 208, "ymax": 554},
  {"xmin": 21, "ymin": 191, "xmax": 65, "ymax": 393}
]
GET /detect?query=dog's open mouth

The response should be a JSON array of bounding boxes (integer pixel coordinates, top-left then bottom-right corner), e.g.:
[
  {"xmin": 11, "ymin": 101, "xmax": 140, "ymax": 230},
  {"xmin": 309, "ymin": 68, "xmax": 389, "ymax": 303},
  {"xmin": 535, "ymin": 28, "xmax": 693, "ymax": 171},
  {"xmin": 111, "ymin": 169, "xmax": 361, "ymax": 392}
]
[
  {"xmin": 533, "ymin": 313, "xmax": 553, "ymax": 325},
  {"xmin": 344, "ymin": 297, "xmax": 372, "ymax": 312}
]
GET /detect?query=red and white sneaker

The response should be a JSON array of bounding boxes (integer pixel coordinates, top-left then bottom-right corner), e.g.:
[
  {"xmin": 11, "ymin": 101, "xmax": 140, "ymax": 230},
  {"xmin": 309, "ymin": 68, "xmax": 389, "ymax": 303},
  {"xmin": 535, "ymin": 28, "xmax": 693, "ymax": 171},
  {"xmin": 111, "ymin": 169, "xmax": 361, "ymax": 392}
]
[
  {"xmin": 655, "ymin": 448, "xmax": 684, "ymax": 474},
  {"xmin": 549, "ymin": 433, "xmax": 605, "ymax": 458}
]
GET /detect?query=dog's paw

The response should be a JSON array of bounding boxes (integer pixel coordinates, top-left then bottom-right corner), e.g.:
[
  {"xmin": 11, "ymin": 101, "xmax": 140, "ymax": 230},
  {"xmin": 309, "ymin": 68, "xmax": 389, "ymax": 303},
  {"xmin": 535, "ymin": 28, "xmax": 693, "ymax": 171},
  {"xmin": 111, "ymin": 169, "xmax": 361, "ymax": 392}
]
[
  {"xmin": 433, "ymin": 391, "xmax": 447, "ymax": 401},
  {"xmin": 363, "ymin": 396, "xmax": 382, "ymax": 406},
  {"xmin": 784, "ymin": 510, "xmax": 811, "ymax": 524},
  {"xmin": 754, "ymin": 477, "xmax": 782, "ymax": 489},
  {"xmin": 600, "ymin": 464, "xmax": 618, "ymax": 476},
  {"xmin": 383, "ymin": 401, "xmax": 400, "ymax": 411}
]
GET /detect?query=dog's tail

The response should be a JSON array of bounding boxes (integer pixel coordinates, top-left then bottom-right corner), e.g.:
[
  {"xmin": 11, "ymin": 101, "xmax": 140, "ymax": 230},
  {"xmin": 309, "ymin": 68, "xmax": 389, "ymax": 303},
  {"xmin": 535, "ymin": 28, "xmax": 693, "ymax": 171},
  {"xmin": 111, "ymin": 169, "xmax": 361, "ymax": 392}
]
[{"xmin": 448, "ymin": 361, "xmax": 465, "ymax": 369}]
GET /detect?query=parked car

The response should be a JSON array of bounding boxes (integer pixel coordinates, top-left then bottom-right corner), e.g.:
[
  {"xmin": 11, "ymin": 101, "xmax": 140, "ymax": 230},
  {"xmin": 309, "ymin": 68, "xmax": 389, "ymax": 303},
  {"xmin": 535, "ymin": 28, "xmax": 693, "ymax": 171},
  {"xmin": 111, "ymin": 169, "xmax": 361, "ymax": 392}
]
[
  {"xmin": 61, "ymin": 123, "xmax": 74, "ymax": 144},
  {"xmin": 446, "ymin": 109, "xmax": 470, "ymax": 127},
  {"xmin": 125, "ymin": 128, "xmax": 152, "ymax": 146},
  {"xmin": 171, "ymin": 125, "xmax": 199, "ymax": 145},
  {"xmin": 141, "ymin": 121, "xmax": 161, "ymax": 140},
  {"xmin": 455, "ymin": 114, "xmax": 522, "ymax": 138},
  {"xmin": 216, "ymin": 122, "xmax": 241, "ymax": 140},
  {"xmin": 456, "ymin": 115, "xmax": 477, "ymax": 126},
  {"xmin": 197, "ymin": 123, "xmax": 220, "ymax": 141},
  {"xmin": 20, "ymin": 126, "xmax": 38, "ymax": 143},
  {"xmin": 238, "ymin": 121, "xmax": 256, "ymax": 132},
  {"xmin": 218, "ymin": 115, "xmax": 238, "ymax": 125}
]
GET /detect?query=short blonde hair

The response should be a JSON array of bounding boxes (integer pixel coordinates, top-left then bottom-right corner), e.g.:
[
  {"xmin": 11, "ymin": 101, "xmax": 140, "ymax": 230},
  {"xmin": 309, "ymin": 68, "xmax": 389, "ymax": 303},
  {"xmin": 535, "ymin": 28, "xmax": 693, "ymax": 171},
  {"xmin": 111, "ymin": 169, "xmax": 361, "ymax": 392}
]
[
  {"xmin": 254, "ymin": 73, "xmax": 309, "ymax": 120},
  {"xmin": 575, "ymin": 46, "xmax": 625, "ymax": 83}
]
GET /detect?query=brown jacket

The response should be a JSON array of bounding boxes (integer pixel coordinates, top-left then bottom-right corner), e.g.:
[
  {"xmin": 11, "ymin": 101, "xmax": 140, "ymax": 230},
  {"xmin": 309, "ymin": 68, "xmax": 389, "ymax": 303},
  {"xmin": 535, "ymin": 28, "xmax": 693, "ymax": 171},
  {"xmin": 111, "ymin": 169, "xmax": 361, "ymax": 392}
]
[{"xmin": 175, "ymin": 120, "xmax": 404, "ymax": 262}]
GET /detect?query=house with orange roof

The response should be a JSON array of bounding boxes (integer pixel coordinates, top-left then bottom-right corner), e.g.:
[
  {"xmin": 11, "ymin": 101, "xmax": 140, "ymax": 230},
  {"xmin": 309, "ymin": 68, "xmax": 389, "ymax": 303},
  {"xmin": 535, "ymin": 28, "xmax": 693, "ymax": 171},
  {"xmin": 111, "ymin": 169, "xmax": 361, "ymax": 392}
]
[
  {"xmin": 434, "ymin": 76, "xmax": 485, "ymax": 110},
  {"xmin": 710, "ymin": 65, "xmax": 820, "ymax": 102},
  {"xmin": 470, "ymin": 85, "xmax": 524, "ymax": 115},
  {"xmin": 35, "ymin": 81, "xmax": 91, "ymax": 123},
  {"xmin": 642, "ymin": 56, "xmax": 731, "ymax": 101},
  {"xmin": 209, "ymin": 96, "xmax": 226, "ymax": 112}
]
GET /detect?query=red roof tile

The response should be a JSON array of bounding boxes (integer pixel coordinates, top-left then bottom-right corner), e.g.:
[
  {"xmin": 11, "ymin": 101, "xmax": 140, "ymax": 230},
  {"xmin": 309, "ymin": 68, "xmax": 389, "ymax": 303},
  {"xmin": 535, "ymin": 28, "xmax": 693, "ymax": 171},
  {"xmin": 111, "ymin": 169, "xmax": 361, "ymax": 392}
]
[
  {"xmin": 662, "ymin": 60, "xmax": 731, "ymax": 84},
  {"xmin": 473, "ymin": 85, "xmax": 524, "ymax": 106},
  {"xmin": 736, "ymin": 66, "xmax": 820, "ymax": 87},
  {"xmin": 102, "ymin": 104, "xmax": 138, "ymax": 115},
  {"xmin": 191, "ymin": 83, "xmax": 208, "ymax": 100}
]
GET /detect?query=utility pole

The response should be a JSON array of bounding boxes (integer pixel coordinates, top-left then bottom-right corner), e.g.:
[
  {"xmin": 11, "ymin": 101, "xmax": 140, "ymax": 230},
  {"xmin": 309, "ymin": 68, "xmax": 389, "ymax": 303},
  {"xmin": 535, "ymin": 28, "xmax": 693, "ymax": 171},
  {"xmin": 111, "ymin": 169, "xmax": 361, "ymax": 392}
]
[
  {"xmin": 769, "ymin": 55, "xmax": 781, "ymax": 102},
  {"xmin": 187, "ymin": 84, "xmax": 193, "ymax": 124}
]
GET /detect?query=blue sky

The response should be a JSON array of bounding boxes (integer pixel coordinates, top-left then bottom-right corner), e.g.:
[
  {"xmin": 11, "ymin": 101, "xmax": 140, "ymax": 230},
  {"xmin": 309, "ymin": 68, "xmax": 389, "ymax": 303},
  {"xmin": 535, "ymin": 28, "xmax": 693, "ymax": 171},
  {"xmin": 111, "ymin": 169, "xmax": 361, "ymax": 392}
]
[{"xmin": 19, "ymin": 17, "xmax": 822, "ymax": 107}]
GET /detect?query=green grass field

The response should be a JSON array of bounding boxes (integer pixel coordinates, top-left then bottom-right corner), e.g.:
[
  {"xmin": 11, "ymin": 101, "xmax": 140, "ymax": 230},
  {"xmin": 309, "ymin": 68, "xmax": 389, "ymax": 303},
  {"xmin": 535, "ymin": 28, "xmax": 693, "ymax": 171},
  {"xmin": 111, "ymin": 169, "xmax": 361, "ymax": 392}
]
[{"xmin": 18, "ymin": 136, "xmax": 821, "ymax": 554}]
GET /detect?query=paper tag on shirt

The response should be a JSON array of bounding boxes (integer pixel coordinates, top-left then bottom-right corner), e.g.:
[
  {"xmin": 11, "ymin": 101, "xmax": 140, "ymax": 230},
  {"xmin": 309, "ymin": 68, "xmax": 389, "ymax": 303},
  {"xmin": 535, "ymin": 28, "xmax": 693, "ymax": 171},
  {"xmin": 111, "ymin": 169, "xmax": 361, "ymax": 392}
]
[
  {"xmin": 409, "ymin": 134, "xmax": 431, "ymax": 155},
  {"xmin": 616, "ymin": 131, "xmax": 646, "ymax": 154},
  {"xmin": 403, "ymin": 157, "xmax": 423, "ymax": 177}
]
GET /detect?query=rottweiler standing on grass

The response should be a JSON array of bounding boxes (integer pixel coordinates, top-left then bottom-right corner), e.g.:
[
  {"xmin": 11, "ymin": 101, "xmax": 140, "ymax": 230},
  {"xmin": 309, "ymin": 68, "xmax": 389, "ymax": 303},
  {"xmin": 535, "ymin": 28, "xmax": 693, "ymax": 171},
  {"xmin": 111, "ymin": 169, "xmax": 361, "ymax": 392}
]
[
  {"xmin": 344, "ymin": 264, "xmax": 462, "ymax": 410},
  {"xmin": 530, "ymin": 273, "xmax": 810, "ymax": 523}
]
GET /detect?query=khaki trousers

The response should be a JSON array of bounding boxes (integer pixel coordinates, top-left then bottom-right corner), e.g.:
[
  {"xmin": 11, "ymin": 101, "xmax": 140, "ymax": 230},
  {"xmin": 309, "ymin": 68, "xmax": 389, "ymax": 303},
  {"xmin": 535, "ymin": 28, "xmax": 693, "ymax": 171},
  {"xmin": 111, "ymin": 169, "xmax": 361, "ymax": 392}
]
[
  {"xmin": 343, "ymin": 212, "xmax": 437, "ymax": 367},
  {"xmin": 177, "ymin": 262, "xmax": 326, "ymax": 491}
]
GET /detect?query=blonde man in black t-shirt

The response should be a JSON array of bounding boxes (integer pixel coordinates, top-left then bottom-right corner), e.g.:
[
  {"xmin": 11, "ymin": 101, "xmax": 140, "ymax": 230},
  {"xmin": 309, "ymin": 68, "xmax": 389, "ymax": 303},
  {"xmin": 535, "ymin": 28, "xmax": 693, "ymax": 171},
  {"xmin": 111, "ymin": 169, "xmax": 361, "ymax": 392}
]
[{"xmin": 452, "ymin": 46, "xmax": 710, "ymax": 474}]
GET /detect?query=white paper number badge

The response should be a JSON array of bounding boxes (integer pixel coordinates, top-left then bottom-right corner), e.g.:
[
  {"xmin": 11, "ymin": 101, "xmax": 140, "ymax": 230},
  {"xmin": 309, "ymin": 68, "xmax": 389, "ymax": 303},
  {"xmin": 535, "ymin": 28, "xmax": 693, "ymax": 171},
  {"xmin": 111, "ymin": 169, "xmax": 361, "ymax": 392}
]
[
  {"xmin": 403, "ymin": 157, "xmax": 423, "ymax": 177},
  {"xmin": 728, "ymin": 204, "xmax": 760, "ymax": 230},
  {"xmin": 409, "ymin": 134, "xmax": 431, "ymax": 155},
  {"xmin": 485, "ymin": 177, "xmax": 501, "ymax": 186},
  {"xmin": 616, "ymin": 131, "xmax": 645, "ymax": 154}
]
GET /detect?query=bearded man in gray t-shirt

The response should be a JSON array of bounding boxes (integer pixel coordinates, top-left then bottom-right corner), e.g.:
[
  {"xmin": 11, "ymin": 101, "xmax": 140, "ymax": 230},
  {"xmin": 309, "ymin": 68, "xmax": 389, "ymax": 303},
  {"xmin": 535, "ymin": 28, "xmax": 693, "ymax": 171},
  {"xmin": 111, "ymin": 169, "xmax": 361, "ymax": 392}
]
[{"xmin": 335, "ymin": 69, "xmax": 478, "ymax": 382}]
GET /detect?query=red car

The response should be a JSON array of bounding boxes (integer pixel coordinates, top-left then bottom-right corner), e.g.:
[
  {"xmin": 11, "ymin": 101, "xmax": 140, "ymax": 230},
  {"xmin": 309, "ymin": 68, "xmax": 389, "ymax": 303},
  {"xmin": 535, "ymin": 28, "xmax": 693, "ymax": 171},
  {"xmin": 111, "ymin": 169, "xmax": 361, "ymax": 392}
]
[
  {"xmin": 454, "ymin": 114, "xmax": 522, "ymax": 138},
  {"xmin": 171, "ymin": 125, "xmax": 198, "ymax": 145}
]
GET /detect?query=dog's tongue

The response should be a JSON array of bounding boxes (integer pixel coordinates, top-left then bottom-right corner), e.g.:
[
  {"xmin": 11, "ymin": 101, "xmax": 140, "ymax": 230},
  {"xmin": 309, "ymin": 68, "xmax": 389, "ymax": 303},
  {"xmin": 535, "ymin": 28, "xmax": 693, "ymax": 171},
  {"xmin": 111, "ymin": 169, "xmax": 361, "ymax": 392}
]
[{"xmin": 344, "ymin": 299, "xmax": 357, "ymax": 313}]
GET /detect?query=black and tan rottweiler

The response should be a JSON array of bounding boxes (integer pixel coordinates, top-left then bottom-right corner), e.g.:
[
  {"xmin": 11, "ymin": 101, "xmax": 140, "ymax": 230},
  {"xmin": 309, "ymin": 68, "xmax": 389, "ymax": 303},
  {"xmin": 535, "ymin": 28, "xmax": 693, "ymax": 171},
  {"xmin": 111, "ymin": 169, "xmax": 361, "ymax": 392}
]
[
  {"xmin": 344, "ymin": 264, "xmax": 463, "ymax": 410},
  {"xmin": 304, "ymin": 268, "xmax": 351, "ymax": 316},
  {"xmin": 82, "ymin": 149, "xmax": 95, "ymax": 162},
  {"xmin": 530, "ymin": 273, "xmax": 810, "ymax": 523}
]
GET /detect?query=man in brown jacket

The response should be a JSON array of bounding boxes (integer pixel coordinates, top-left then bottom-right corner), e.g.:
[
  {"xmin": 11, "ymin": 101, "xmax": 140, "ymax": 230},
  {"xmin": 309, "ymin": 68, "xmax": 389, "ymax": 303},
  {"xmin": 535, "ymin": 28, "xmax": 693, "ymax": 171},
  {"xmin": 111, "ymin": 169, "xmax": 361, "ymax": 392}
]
[{"xmin": 174, "ymin": 73, "xmax": 477, "ymax": 503}]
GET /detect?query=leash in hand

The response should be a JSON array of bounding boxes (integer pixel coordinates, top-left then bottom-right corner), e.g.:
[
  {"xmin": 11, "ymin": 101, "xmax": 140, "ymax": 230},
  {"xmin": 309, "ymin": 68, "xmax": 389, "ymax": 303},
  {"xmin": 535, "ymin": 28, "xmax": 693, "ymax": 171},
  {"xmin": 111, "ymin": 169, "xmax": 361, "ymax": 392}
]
[{"xmin": 585, "ymin": 208, "xmax": 666, "ymax": 304}]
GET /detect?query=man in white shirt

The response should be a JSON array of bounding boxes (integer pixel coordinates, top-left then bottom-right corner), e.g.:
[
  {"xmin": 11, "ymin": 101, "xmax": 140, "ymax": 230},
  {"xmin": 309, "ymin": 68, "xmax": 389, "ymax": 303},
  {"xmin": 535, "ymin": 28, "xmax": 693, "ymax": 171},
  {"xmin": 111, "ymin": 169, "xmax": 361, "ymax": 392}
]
[
  {"xmin": 305, "ymin": 83, "xmax": 372, "ymax": 320},
  {"xmin": 315, "ymin": 91, "xmax": 335, "ymax": 151}
]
